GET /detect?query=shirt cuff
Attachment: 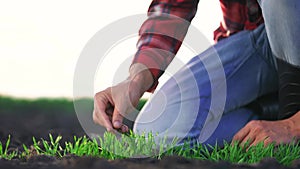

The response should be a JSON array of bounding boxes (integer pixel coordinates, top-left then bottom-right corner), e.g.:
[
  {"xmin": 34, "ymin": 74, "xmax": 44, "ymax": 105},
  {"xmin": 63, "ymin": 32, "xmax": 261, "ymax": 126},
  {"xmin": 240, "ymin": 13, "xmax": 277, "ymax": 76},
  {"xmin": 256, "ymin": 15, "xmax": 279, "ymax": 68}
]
[{"xmin": 132, "ymin": 51, "xmax": 164, "ymax": 93}]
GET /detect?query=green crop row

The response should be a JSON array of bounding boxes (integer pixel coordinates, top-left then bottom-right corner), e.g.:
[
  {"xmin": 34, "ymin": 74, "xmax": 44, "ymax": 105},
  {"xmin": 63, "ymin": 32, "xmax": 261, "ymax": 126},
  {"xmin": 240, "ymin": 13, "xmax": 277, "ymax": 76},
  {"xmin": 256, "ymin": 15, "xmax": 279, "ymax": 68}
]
[{"xmin": 1, "ymin": 132, "xmax": 300, "ymax": 166}]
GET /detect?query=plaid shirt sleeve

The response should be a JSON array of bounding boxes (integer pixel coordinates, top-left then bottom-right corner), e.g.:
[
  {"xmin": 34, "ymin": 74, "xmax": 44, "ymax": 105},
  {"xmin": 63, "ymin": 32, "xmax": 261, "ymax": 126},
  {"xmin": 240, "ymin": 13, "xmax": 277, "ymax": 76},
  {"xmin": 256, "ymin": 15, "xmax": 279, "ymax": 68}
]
[
  {"xmin": 132, "ymin": 0, "xmax": 263, "ymax": 92},
  {"xmin": 214, "ymin": 0, "xmax": 264, "ymax": 42},
  {"xmin": 131, "ymin": 0, "xmax": 199, "ymax": 92}
]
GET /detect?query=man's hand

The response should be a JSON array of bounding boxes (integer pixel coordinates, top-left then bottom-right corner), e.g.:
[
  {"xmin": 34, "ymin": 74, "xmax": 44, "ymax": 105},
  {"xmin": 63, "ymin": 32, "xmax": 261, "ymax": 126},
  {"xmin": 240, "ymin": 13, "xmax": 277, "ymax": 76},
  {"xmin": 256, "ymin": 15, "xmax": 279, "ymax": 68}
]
[
  {"xmin": 232, "ymin": 111, "xmax": 300, "ymax": 147},
  {"xmin": 93, "ymin": 80, "xmax": 142, "ymax": 133},
  {"xmin": 93, "ymin": 64, "xmax": 154, "ymax": 133}
]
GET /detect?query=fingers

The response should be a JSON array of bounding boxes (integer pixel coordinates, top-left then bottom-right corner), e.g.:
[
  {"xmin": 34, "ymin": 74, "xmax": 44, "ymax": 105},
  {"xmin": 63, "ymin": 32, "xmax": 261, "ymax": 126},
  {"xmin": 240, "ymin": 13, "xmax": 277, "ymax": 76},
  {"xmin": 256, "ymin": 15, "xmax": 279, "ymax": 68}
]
[
  {"xmin": 232, "ymin": 120, "xmax": 279, "ymax": 149},
  {"xmin": 93, "ymin": 91, "xmax": 129, "ymax": 133},
  {"xmin": 121, "ymin": 125, "xmax": 129, "ymax": 133},
  {"xmin": 232, "ymin": 124, "xmax": 251, "ymax": 145},
  {"xmin": 112, "ymin": 110, "xmax": 122, "ymax": 128},
  {"xmin": 93, "ymin": 108, "xmax": 114, "ymax": 132},
  {"xmin": 263, "ymin": 137, "xmax": 273, "ymax": 147},
  {"xmin": 232, "ymin": 120, "xmax": 263, "ymax": 149},
  {"xmin": 112, "ymin": 108, "xmax": 129, "ymax": 133},
  {"xmin": 93, "ymin": 92, "xmax": 114, "ymax": 132},
  {"xmin": 93, "ymin": 81, "xmax": 141, "ymax": 134},
  {"xmin": 239, "ymin": 133, "xmax": 255, "ymax": 147}
]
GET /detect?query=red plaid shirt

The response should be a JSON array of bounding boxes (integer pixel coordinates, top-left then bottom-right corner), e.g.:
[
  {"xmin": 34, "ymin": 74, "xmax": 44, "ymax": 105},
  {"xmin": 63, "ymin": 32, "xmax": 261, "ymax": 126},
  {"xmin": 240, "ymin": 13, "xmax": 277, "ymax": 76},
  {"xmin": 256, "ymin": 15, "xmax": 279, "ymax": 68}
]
[{"xmin": 132, "ymin": 0, "xmax": 264, "ymax": 92}]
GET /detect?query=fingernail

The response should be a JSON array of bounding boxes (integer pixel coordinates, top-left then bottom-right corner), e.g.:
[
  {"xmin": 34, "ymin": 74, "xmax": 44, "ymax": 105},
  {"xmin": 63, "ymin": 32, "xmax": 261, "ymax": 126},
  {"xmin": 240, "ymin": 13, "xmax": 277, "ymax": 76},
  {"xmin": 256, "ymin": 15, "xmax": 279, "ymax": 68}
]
[
  {"xmin": 122, "ymin": 125, "xmax": 127, "ymax": 132},
  {"xmin": 114, "ymin": 121, "xmax": 121, "ymax": 128}
]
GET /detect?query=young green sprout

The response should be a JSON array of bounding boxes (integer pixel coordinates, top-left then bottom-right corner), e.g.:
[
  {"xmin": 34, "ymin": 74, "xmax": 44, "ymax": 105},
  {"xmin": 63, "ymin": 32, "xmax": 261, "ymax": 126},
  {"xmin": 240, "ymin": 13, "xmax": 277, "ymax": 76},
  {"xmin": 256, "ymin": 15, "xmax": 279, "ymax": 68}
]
[{"xmin": 0, "ymin": 133, "xmax": 300, "ymax": 166}]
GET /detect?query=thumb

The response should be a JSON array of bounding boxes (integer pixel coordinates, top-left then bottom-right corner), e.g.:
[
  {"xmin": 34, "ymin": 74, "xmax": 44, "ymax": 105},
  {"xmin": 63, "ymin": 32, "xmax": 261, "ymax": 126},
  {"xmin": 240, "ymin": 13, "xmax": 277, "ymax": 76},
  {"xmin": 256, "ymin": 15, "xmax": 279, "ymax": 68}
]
[{"xmin": 112, "ymin": 108, "xmax": 124, "ymax": 129}]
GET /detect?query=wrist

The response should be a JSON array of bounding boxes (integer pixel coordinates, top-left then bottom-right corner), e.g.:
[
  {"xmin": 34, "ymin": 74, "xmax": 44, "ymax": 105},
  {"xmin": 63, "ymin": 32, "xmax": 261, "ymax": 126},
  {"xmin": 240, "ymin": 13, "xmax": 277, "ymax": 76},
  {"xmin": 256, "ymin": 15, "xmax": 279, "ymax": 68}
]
[
  {"xmin": 129, "ymin": 63, "xmax": 154, "ymax": 93},
  {"xmin": 288, "ymin": 111, "xmax": 300, "ymax": 127},
  {"xmin": 286, "ymin": 110, "xmax": 300, "ymax": 140}
]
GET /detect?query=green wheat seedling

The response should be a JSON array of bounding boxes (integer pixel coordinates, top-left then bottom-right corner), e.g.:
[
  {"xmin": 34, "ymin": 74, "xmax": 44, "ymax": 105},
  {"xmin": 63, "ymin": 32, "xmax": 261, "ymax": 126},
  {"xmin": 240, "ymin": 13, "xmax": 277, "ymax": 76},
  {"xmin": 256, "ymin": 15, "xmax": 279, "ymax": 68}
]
[
  {"xmin": 96, "ymin": 131, "xmax": 177, "ymax": 159},
  {"xmin": 1, "ymin": 133, "xmax": 300, "ymax": 166},
  {"xmin": 64, "ymin": 135, "xmax": 101, "ymax": 157},
  {"xmin": 0, "ymin": 135, "xmax": 18, "ymax": 160}
]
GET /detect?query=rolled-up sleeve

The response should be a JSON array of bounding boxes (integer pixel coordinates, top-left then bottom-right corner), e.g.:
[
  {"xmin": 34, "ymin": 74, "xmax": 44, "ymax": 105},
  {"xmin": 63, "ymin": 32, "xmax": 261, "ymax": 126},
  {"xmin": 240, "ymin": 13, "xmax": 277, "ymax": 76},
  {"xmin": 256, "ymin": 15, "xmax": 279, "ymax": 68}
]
[{"xmin": 131, "ymin": 0, "xmax": 199, "ymax": 92}]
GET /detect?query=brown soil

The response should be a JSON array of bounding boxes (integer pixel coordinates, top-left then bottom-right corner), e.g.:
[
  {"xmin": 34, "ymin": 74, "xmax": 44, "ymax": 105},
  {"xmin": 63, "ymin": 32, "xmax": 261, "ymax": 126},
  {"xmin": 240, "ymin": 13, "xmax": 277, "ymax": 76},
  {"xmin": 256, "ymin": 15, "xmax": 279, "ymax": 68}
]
[{"xmin": 0, "ymin": 111, "xmax": 299, "ymax": 169}]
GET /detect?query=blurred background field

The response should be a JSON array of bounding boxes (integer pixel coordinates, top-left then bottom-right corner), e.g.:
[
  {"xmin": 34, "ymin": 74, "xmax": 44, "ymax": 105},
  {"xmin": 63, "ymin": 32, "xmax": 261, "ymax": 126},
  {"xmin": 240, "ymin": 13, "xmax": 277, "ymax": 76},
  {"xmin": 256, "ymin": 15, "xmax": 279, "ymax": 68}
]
[
  {"xmin": 0, "ymin": 95, "xmax": 147, "ymax": 115},
  {"xmin": 0, "ymin": 95, "xmax": 77, "ymax": 114},
  {"xmin": 0, "ymin": 0, "xmax": 221, "ymax": 99}
]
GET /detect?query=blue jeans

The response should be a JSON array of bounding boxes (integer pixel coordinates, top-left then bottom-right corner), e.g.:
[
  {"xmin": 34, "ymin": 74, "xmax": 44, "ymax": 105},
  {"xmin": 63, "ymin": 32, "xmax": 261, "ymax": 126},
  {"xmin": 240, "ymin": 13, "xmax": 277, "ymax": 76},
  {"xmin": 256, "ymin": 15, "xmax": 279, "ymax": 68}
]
[
  {"xmin": 133, "ymin": 0, "xmax": 299, "ymax": 147},
  {"xmin": 259, "ymin": 0, "xmax": 300, "ymax": 118},
  {"xmin": 134, "ymin": 24, "xmax": 277, "ymax": 147},
  {"xmin": 259, "ymin": 0, "xmax": 300, "ymax": 67}
]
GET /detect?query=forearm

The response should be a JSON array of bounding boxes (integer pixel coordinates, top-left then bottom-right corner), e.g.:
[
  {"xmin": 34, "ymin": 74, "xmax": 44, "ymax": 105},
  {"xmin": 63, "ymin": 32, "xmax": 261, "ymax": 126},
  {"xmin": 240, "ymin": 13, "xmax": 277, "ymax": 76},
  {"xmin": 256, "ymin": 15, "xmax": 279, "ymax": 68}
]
[
  {"xmin": 128, "ymin": 63, "xmax": 154, "ymax": 94},
  {"xmin": 132, "ymin": 0, "xmax": 199, "ymax": 92}
]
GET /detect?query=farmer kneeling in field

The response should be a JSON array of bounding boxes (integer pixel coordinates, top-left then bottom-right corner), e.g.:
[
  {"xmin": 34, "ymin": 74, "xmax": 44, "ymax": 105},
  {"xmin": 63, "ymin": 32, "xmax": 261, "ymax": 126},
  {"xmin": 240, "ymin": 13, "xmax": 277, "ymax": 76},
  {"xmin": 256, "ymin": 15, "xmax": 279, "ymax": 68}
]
[{"xmin": 93, "ymin": 0, "xmax": 300, "ymax": 148}]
